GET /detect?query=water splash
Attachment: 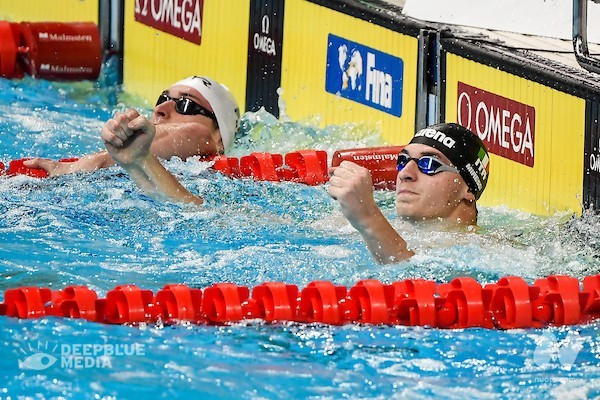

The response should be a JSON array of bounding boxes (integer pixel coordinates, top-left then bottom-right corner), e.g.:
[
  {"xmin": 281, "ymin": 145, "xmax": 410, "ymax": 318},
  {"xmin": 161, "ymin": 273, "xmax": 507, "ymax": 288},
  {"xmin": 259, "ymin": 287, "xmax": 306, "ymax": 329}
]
[{"xmin": 2, "ymin": 59, "xmax": 600, "ymax": 400}]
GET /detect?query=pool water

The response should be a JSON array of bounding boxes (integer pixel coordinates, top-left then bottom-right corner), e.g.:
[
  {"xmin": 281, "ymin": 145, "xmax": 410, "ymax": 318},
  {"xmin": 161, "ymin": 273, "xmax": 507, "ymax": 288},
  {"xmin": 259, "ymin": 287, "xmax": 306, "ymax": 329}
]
[{"xmin": 1, "ymin": 67, "xmax": 600, "ymax": 399}]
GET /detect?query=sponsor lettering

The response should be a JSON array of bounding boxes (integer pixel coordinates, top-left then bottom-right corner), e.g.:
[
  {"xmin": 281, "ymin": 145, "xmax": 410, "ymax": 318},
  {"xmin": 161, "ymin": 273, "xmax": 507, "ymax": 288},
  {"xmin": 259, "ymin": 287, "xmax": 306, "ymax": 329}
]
[
  {"xmin": 366, "ymin": 53, "xmax": 392, "ymax": 108},
  {"xmin": 135, "ymin": 0, "xmax": 203, "ymax": 45},
  {"xmin": 465, "ymin": 163, "xmax": 483, "ymax": 190},
  {"xmin": 351, "ymin": 153, "xmax": 397, "ymax": 162},
  {"xmin": 253, "ymin": 34, "xmax": 276, "ymax": 56},
  {"xmin": 253, "ymin": 15, "xmax": 276, "ymax": 56},
  {"xmin": 457, "ymin": 82, "xmax": 535, "ymax": 167},
  {"xmin": 38, "ymin": 33, "xmax": 93, "ymax": 42},
  {"xmin": 414, "ymin": 128, "xmax": 456, "ymax": 148},
  {"xmin": 325, "ymin": 34, "xmax": 403, "ymax": 117},
  {"xmin": 39, "ymin": 64, "xmax": 93, "ymax": 74}
]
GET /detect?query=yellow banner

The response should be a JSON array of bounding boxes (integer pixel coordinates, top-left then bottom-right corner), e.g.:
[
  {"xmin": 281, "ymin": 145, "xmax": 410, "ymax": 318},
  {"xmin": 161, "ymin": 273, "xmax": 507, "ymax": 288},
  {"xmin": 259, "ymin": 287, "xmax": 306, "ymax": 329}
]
[
  {"xmin": 281, "ymin": 0, "xmax": 418, "ymax": 146},
  {"xmin": 0, "ymin": 0, "xmax": 98, "ymax": 22},
  {"xmin": 122, "ymin": 0, "xmax": 249, "ymax": 112},
  {"xmin": 445, "ymin": 53, "xmax": 585, "ymax": 215}
]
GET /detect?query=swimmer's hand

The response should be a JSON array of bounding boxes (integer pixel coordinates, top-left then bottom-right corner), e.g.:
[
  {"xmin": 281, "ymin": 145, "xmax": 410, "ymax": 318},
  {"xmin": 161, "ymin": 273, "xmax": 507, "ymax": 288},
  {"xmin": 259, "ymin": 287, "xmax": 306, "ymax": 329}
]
[
  {"xmin": 102, "ymin": 108, "xmax": 203, "ymax": 206},
  {"xmin": 328, "ymin": 161, "xmax": 379, "ymax": 225},
  {"xmin": 328, "ymin": 160, "xmax": 414, "ymax": 263},
  {"xmin": 23, "ymin": 158, "xmax": 74, "ymax": 176},
  {"xmin": 101, "ymin": 108, "xmax": 156, "ymax": 167}
]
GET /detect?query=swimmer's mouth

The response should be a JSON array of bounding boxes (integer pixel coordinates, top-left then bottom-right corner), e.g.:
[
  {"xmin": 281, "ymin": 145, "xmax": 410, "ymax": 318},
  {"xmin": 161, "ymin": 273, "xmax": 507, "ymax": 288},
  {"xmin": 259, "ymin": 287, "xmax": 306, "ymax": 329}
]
[{"xmin": 397, "ymin": 189, "xmax": 418, "ymax": 195}]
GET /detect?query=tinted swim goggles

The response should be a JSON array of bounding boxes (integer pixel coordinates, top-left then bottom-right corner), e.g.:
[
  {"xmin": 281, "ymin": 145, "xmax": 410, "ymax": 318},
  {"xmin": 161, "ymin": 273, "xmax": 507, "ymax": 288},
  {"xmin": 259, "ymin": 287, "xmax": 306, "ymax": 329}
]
[
  {"xmin": 156, "ymin": 92, "xmax": 217, "ymax": 123},
  {"xmin": 396, "ymin": 153, "xmax": 460, "ymax": 175}
]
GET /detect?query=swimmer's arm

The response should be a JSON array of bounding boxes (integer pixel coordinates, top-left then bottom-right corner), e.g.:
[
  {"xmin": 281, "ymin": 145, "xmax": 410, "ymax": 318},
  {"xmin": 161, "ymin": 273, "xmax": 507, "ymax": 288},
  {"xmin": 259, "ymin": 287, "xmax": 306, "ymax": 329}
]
[
  {"xmin": 102, "ymin": 110, "xmax": 203, "ymax": 205},
  {"xmin": 23, "ymin": 113, "xmax": 194, "ymax": 177},
  {"xmin": 23, "ymin": 151, "xmax": 115, "ymax": 176},
  {"xmin": 121, "ymin": 154, "xmax": 204, "ymax": 206},
  {"xmin": 328, "ymin": 161, "xmax": 414, "ymax": 264},
  {"xmin": 352, "ymin": 210, "xmax": 414, "ymax": 264}
]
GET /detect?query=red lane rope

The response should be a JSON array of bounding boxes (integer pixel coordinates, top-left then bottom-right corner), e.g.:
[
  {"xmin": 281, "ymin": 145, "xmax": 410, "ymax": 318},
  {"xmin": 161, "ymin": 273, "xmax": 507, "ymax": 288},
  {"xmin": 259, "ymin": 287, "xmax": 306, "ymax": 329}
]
[
  {"xmin": 1, "ymin": 151, "xmax": 332, "ymax": 185},
  {"xmin": 4, "ymin": 148, "xmax": 597, "ymax": 328},
  {"xmin": 2, "ymin": 275, "xmax": 600, "ymax": 328},
  {"xmin": 1, "ymin": 147, "xmax": 401, "ymax": 189},
  {"xmin": 0, "ymin": 21, "xmax": 102, "ymax": 80}
]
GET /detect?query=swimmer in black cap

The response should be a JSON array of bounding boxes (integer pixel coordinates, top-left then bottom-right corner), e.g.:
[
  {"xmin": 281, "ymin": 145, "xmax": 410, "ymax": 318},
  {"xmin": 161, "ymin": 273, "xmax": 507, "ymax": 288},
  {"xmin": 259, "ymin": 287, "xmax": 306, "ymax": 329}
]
[{"xmin": 328, "ymin": 122, "xmax": 490, "ymax": 263}]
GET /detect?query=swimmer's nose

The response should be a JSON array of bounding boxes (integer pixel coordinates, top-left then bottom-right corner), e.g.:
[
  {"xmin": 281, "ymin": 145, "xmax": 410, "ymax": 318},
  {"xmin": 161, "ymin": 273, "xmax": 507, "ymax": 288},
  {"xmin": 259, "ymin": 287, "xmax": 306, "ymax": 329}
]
[
  {"xmin": 153, "ymin": 99, "xmax": 174, "ymax": 119},
  {"xmin": 397, "ymin": 158, "xmax": 419, "ymax": 181}
]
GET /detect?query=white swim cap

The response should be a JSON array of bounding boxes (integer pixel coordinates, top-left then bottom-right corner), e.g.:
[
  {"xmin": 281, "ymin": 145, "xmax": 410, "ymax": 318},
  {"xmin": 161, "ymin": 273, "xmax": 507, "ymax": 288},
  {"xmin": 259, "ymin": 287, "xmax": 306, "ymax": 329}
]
[{"xmin": 173, "ymin": 76, "xmax": 240, "ymax": 152}]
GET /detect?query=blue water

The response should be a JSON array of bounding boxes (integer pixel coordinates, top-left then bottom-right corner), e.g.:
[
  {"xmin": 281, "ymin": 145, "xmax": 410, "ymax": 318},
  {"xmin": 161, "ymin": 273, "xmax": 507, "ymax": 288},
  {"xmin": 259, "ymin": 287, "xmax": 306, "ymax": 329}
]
[{"xmin": 1, "ymin": 66, "xmax": 600, "ymax": 399}]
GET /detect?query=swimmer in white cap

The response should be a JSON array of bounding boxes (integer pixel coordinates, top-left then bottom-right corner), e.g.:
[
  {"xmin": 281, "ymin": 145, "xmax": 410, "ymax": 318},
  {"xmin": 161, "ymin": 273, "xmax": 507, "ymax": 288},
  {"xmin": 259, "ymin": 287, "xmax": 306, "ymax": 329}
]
[
  {"xmin": 101, "ymin": 76, "xmax": 243, "ymax": 205},
  {"xmin": 328, "ymin": 123, "xmax": 490, "ymax": 264},
  {"xmin": 24, "ymin": 76, "xmax": 240, "ymax": 176}
]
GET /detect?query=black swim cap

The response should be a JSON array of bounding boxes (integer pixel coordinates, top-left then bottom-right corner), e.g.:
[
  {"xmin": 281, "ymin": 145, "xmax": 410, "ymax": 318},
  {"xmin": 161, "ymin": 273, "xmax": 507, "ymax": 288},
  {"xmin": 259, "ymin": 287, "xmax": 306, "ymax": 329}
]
[{"xmin": 409, "ymin": 123, "xmax": 490, "ymax": 199}]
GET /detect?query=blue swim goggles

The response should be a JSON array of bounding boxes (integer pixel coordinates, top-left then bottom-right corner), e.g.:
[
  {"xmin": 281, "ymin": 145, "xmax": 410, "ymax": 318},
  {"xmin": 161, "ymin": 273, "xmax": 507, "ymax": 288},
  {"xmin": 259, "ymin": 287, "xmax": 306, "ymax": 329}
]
[
  {"xmin": 156, "ymin": 92, "xmax": 218, "ymax": 123},
  {"xmin": 396, "ymin": 153, "xmax": 459, "ymax": 175}
]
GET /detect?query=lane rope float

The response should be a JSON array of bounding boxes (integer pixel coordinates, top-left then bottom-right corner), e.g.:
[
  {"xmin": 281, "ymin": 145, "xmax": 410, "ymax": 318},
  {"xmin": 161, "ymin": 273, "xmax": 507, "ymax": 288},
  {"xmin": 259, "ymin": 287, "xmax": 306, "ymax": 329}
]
[
  {"xmin": 0, "ymin": 20, "xmax": 102, "ymax": 81},
  {"xmin": 2, "ymin": 275, "xmax": 600, "ymax": 329},
  {"xmin": 1, "ymin": 146, "xmax": 402, "ymax": 189}
]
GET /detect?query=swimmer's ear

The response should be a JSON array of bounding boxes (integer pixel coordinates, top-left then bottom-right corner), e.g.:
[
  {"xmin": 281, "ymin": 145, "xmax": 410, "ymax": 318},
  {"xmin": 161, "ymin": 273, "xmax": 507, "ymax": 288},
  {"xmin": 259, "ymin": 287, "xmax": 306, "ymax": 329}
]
[
  {"xmin": 212, "ymin": 130, "xmax": 225, "ymax": 155},
  {"xmin": 463, "ymin": 189, "xmax": 476, "ymax": 203}
]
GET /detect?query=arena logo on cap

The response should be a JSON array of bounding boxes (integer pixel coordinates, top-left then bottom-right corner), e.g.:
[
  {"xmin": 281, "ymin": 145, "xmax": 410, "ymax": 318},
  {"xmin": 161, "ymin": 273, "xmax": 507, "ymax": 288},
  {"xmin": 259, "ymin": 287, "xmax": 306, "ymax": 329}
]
[
  {"xmin": 414, "ymin": 128, "xmax": 456, "ymax": 149},
  {"xmin": 325, "ymin": 34, "xmax": 403, "ymax": 117},
  {"xmin": 457, "ymin": 82, "xmax": 535, "ymax": 167},
  {"xmin": 135, "ymin": 0, "xmax": 204, "ymax": 45}
]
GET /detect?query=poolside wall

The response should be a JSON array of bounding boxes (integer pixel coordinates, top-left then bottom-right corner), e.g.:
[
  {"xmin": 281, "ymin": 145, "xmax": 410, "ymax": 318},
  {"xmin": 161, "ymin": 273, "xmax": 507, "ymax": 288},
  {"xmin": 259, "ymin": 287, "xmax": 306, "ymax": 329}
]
[
  {"xmin": 121, "ymin": 0, "xmax": 249, "ymax": 115},
  {"xmin": 442, "ymin": 52, "xmax": 587, "ymax": 216},
  {"xmin": 0, "ymin": 0, "xmax": 99, "ymax": 22},
  {"xmin": 2, "ymin": 0, "xmax": 599, "ymax": 216},
  {"xmin": 119, "ymin": 0, "xmax": 422, "ymax": 147},
  {"xmin": 277, "ymin": 0, "xmax": 420, "ymax": 146}
]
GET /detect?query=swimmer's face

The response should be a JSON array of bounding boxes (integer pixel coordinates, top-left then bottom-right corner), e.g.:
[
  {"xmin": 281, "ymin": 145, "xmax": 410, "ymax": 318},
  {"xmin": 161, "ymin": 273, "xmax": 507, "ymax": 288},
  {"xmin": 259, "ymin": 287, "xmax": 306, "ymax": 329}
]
[
  {"xmin": 395, "ymin": 143, "xmax": 474, "ymax": 221},
  {"xmin": 150, "ymin": 84, "xmax": 224, "ymax": 157}
]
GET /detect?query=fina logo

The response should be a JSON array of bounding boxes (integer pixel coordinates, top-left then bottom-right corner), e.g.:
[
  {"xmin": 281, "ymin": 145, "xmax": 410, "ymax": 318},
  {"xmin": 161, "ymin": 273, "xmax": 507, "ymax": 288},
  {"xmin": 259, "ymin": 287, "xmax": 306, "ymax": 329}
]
[
  {"xmin": 337, "ymin": 44, "xmax": 363, "ymax": 93},
  {"xmin": 325, "ymin": 34, "xmax": 403, "ymax": 117}
]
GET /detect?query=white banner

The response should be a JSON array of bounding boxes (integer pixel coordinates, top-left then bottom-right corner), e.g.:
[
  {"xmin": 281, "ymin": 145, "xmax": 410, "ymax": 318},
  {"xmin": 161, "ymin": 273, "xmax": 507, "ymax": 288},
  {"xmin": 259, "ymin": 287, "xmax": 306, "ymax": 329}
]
[{"xmin": 402, "ymin": 0, "xmax": 600, "ymax": 43}]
